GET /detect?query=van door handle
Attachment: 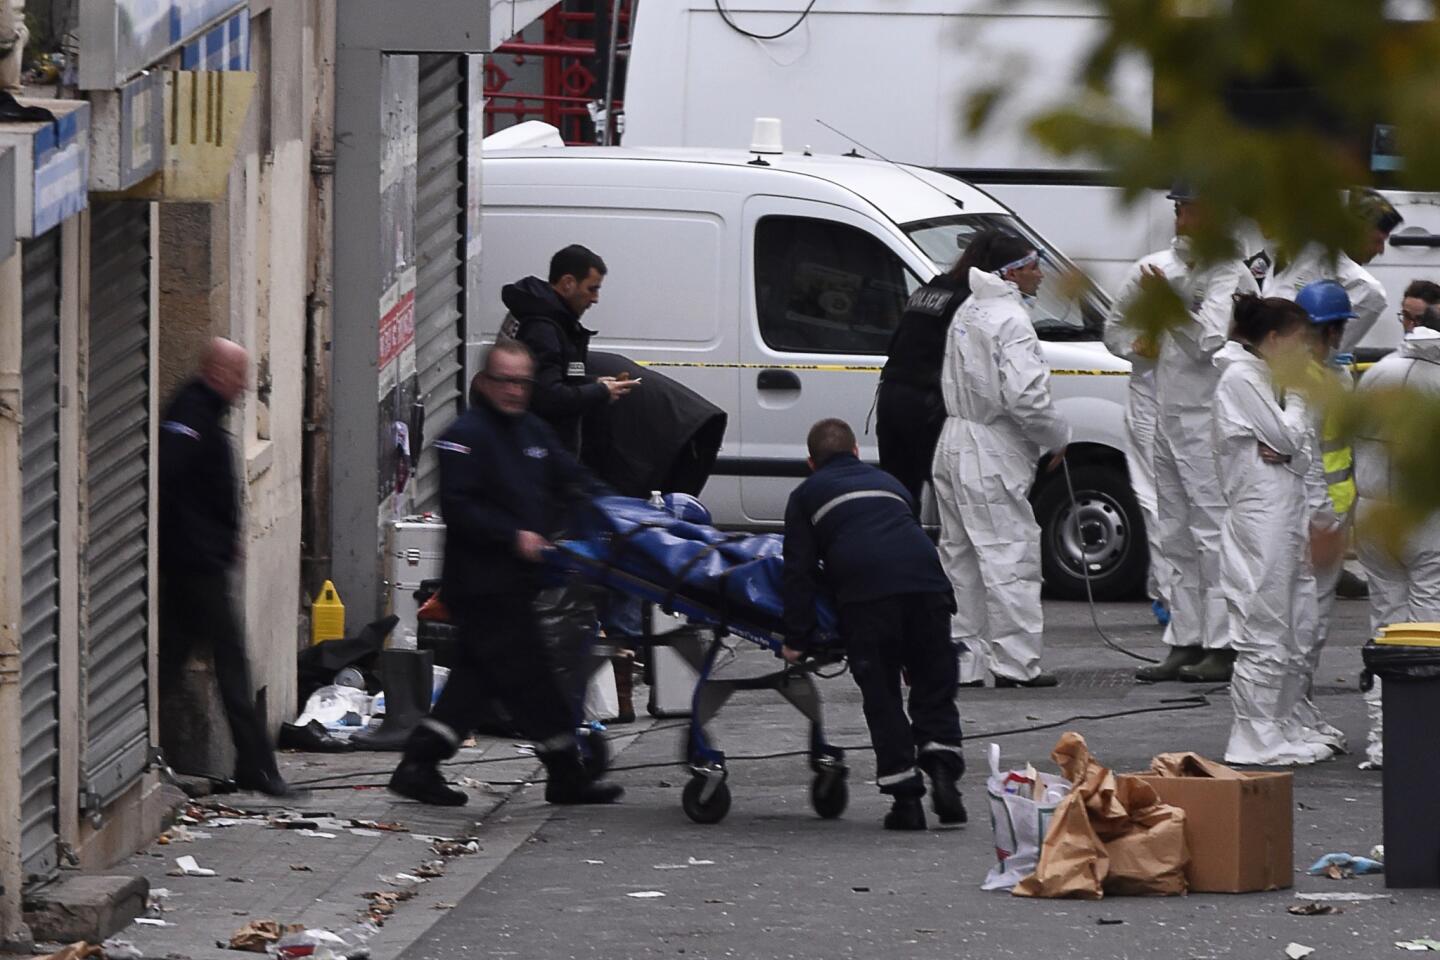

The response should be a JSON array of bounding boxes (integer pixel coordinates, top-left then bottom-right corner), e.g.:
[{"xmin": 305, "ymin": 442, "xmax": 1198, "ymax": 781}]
[
  {"xmin": 756, "ymin": 369, "xmax": 801, "ymax": 391},
  {"xmin": 1390, "ymin": 233, "xmax": 1440, "ymax": 248}
]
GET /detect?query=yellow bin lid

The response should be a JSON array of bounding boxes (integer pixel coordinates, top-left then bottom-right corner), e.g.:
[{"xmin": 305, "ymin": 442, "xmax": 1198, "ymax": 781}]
[{"xmin": 1375, "ymin": 623, "xmax": 1440, "ymax": 647}]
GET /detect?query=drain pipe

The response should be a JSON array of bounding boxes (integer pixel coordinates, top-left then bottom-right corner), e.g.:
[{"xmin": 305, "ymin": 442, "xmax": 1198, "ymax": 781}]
[{"xmin": 301, "ymin": 0, "xmax": 336, "ymax": 599}]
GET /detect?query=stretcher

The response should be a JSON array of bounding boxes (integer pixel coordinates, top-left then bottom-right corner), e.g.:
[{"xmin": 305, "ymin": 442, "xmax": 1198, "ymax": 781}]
[{"xmin": 547, "ymin": 496, "xmax": 849, "ymax": 824}]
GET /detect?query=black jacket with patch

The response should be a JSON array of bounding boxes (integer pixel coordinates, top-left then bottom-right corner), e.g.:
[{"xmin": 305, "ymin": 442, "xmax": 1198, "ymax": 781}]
[{"xmin": 436, "ymin": 397, "xmax": 604, "ymax": 599}]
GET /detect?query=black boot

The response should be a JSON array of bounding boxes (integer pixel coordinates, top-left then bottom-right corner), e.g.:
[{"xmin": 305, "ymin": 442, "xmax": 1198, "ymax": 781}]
[
  {"xmin": 1134, "ymin": 646, "xmax": 1206, "ymax": 682},
  {"xmin": 389, "ymin": 719, "xmax": 468, "ymax": 806},
  {"xmin": 1177, "ymin": 648, "xmax": 1237, "ymax": 683},
  {"xmin": 918, "ymin": 751, "xmax": 967, "ymax": 825},
  {"xmin": 234, "ymin": 765, "xmax": 296, "ymax": 798},
  {"xmin": 352, "ymin": 649, "xmax": 435, "ymax": 751},
  {"xmin": 883, "ymin": 795, "xmax": 927, "ymax": 831},
  {"xmin": 541, "ymin": 747, "xmax": 624, "ymax": 805}
]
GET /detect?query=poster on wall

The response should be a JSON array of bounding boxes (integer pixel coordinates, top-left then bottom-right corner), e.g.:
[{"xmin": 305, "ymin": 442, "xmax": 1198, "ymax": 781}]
[{"xmin": 377, "ymin": 55, "xmax": 420, "ymax": 517}]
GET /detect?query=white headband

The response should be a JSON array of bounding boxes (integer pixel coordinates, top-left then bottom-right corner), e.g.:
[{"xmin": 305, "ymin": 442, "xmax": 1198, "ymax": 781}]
[{"xmin": 995, "ymin": 250, "xmax": 1039, "ymax": 276}]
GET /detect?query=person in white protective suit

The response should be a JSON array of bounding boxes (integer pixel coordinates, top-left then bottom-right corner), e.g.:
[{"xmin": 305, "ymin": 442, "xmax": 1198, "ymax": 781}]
[
  {"xmin": 1260, "ymin": 188, "xmax": 1403, "ymax": 352},
  {"xmin": 1214, "ymin": 295, "xmax": 1338, "ymax": 767},
  {"xmin": 1104, "ymin": 278, "xmax": 1177, "ymax": 633},
  {"xmin": 1352, "ymin": 313, "xmax": 1440, "ymax": 769},
  {"xmin": 1287, "ymin": 279, "xmax": 1360, "ymax": 755},
  {"xmin": 932, "ymin": 229, "xmax": 1070, "ymax": 688},
  {"xmin": 1126, "ymin": 185, "xmax": 1260, "ymax": 684}
]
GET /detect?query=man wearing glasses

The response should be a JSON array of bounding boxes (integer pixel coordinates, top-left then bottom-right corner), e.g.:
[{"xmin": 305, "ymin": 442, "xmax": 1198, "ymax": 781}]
[
  {"xmin": 1400, "ymin": 280, "xmax": 1440, "ymax": 335},
  {"xmin": 387, "ymin": 340, "xmax": 623, "ymax": 807}
]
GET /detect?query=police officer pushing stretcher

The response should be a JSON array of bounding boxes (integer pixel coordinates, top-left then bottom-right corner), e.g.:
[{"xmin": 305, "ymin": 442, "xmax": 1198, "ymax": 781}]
[
  {"xmin": 781, "ymin": 419, "xmax": 966, "ymax": 831},
  {"xmin": 388, "ymin": 340, "xmax": 623, "ymax": 807}
]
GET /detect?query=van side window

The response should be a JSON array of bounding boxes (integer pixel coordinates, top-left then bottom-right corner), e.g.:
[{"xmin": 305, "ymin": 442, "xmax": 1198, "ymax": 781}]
[{"xmin": 754, "ymin": 216, "xmax": 918, "ymax": 355}]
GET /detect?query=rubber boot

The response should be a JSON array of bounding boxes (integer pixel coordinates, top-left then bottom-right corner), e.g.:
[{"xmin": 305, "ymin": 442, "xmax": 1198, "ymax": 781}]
[
  {"xmin": 389, "ymin": 719, "xmax": 468, "ymax": 806},
  {"xmin": 1177, "ymin": 648, "xmax": 1237, "ymax": 683},
  {"xmin": 883, "ymin": 795, "xmax": 927, "ymax": 831},
  {"xmin": 918, "ymin": 750, "xmax": 967, "ymax": 825},
  {"xmin": 612, "ymin": 653, "xmax": 635, "ymax": 725},
  {"xmin": 353, "ymin": 648, "xmax": 435, "ymax": 751},
  {"xmin": 1134, "ymin": 646, "xmax": 1206, "ymax": 682},
  {"xmin": 541, "ymin": 748, "xmax": 624, "ymax": 805}
]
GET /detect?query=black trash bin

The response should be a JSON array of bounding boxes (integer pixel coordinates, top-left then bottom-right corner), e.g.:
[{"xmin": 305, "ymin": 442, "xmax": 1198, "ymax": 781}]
[{"xmin": 1362, "ymin": 627, "xmax": 1440, "ymax": 888}]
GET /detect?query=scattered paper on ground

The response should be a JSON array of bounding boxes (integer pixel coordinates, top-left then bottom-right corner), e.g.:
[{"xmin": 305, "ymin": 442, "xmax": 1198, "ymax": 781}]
[
  {"xmin": 1286, "ymin": 944, "xmax": 1315, "ymax": 959},
  {"xmin": 171, "ymin": 855, "xmax": 216, "ymax": 877},
  {"xmin": 627, "ymin": 891, "xmax": 666, "ymax": 899},
  {"xmin": 1295, "ymin": 891, "xmax": 1389, "ymax": 902},
  {"xmin": 1288, "ymin": 903, "xmax": 1342, "ymax": 916},
  {"xmin": 228, "ymin": 920, "xmax": 304, "ymax": 953}
]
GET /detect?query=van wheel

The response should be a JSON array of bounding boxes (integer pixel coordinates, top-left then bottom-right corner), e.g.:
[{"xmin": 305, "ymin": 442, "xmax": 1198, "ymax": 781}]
[{"xmin": 1033, "ymin": 464, "xmax": 1147, "ymax": 602}]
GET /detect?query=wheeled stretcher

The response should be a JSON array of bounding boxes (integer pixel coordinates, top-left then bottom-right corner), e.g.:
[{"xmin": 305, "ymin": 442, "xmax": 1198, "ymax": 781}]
[{"xmin": 547, "ymin": 496, "xmax": 849, "ymax": 824}]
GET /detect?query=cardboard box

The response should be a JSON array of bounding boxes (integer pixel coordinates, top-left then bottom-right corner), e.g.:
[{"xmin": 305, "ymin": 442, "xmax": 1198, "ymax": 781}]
[{"xmin": 1129, "ymin": 771, "xmax": 1293, "ymax": 893}]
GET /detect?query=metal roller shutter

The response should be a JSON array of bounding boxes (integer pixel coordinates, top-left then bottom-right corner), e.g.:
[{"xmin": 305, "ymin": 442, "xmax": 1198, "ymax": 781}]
[
  {"xmin": 412, "ymin": 53, "xmax": 467, "ymax": 513},
  {"xmin": 19, "ymin": 232, "xmax": 62, "ymax": 884},
  {"xmin": 82, "ymin": 202, "xmax": 152, "ymax": 811}
]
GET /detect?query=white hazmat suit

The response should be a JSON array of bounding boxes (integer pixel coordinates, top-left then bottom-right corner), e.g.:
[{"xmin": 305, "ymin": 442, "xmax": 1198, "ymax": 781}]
[
  {"xmin": 1213, "ymin": 340, "xmax": 1333, "ymax": 766},
  {"xmin": 1352, "ymin": 327, "xmax": 1440, "ymax": 766},
  {"xmin": 1129, "ymin": 241, "xmax": 1259, "ymax": 658},
  {"xmin": 1103, "ymin": 295, "xmax": 1176, "ymax": 619},
  {"xmin": 1263, "ymin": 244, "xmax": 1388, "ymax": 352},
  {"xmin": 933, "ymin": 267, "xmax": 1071, "ymax": 684}
]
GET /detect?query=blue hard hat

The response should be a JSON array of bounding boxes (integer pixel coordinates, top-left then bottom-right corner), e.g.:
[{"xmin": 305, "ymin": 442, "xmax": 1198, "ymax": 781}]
[
  {"xmin": 1296, "ymin": 279, "xmax": 1356, "ymax": 325},
  {"xmin": 662, "ymin": 493, "xmax": 712, "ymax": 526}
]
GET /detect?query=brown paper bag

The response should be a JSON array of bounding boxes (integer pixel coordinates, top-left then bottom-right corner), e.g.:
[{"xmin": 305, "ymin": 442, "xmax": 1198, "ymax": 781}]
[
  {"xmin": 1013, "ymin": 732, "xmax": 1189, "ymax": 898},
  {"xmin": 227, "ymin": 920, "xmax": 305, "ymax": 953},
  {"xmin": 1149, "ymin": 751, "xmax": 1246, "ymax": 780}
]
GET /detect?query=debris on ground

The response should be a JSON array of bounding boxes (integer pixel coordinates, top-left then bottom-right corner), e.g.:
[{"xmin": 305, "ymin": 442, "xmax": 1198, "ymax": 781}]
[
  {"xmin": 1288, "ymin": 903, "xmax": 1343, "ymax": 916},
  {"xmin": 1308, "ymin": 853, "xmax": 1384, "ymax": 878},
  {"xmin": 226, "ymin": 920, "xmax": 305, "ymax": 953},
  {"xmin": 1396, "ymin": 941, "xmax": 1440, "ymax": 952},
  {"xmin": 431, "ymin": 838, "xmax": 480, "ymax": 858},
  {"xmin": 1295, "ymin": 891, "xmax": 1389, "ymax": 902},
  {"xmin": 1095, "ymin": 918, "xmax": 1125, "ymax": 925},
  {"xmin": 100, "ymin": 940, "xmax": 141, "ymax": 960},
  {"xmin": 413, "ymin": 860, "xmax": 446, "ymax": 879},
  {"xmin": 360, "ymin": 889, "xmax": 416, "ymax": 926},
  {"xmin": 272, "ymin": 928, "xmax": 359, "ymax": 960},
  {"xmin": 170, "ymin": 855, "xmax": 216, "ymax": 877},
  {"xmin": 158, "ymin": 825, "xmax": 211, "ymax": 844},
  {"xmin": 290, "ymin": 864, "xmax": 315, "ymax": 872},
  {"xmin": 1285, "ymin": 944, "xmax": 1315, "ymax": 959},
  {"xmin": 34, "ymin": 943, "xmax": 104, "ymax": 960},
  {"xmin": 626, "ymin": 891, "xmax": 666, "ymax": 899},
  {"xmin": 379, "ymin": 872, "xmax": 427, "ymax": 887},
  {"xmin": 349, "ymin": 819, "xmax": 406, "ymax": 832}
]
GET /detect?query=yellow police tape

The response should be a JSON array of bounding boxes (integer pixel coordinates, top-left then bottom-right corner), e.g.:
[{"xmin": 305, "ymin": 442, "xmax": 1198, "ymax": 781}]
[{"xmin": 636, "ymin": 360, "xmax": 1126, "ymax": 376}]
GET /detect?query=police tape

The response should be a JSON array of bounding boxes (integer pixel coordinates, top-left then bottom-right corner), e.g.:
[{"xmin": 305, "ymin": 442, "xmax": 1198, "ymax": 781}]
[{"xmin": 636, "ymin": 360, "xmax": 1127, "ymax": 376}]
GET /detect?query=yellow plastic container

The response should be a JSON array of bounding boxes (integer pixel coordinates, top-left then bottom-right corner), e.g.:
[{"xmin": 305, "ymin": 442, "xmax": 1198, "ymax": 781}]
[
  {"xmin": 1375, "ymin": 623, "xmax": 1440, "ymax": 647},
  {"xmin": 311, "ymin": 580, "xmax": 346, "ymax": 645}
]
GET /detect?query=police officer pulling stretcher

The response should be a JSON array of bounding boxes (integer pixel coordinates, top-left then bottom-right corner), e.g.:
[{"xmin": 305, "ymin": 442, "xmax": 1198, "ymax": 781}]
[
  {"xmin": 388, "ymin": 340, "xmax": 623, "ymax": 807},
  {"xmin": 781, "ymin": 419, "xmax": 966, "ymax": 831}
]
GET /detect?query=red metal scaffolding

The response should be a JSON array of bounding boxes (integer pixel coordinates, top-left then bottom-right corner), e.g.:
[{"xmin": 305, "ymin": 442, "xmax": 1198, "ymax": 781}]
[{"xmin": 485, "ymin": 1, "xmax": 633, "ymax": 144}]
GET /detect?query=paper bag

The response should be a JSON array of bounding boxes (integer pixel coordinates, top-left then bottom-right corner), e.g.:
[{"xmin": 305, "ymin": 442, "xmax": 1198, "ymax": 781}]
[{"xmin": 1013, "ymin": 732, "xmax": 1189, "ymax": 899}]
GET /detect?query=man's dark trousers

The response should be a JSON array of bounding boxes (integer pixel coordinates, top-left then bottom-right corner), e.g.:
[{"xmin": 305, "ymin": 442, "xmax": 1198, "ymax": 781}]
[
  {"xmin": 430, "ymin": 592, "xmax": 574, "ymax": 745},
  {"xmin": 840, "ymin": 592, "xmax": 963, "ymax": 793},
  {"xmin": 159, "ymin": 571, "xmax": 275, "ymax": 778}
]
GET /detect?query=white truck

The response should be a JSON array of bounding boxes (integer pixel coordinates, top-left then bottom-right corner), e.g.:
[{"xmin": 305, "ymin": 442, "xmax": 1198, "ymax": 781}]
[
  {"xmin": 621, "ymin": 0, "xmax": 1440, "ymax": 351},
  {"xmin": 475, "ymin": 124, "xmax": 1145, "ymax": 599}
]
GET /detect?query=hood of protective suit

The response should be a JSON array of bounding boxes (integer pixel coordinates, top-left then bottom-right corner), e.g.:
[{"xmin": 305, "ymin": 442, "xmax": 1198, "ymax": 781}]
[
  {"xmin": 1402, "ymin": 326, "xmax": 1440, "ymax": 363},
  {"xmin": 1212, "ymin": 339, "xmax": 1255, "ymax": 374},
  {"xmin": 968, "ymin": 266, "xmax": 1023, "ymax": 303}
]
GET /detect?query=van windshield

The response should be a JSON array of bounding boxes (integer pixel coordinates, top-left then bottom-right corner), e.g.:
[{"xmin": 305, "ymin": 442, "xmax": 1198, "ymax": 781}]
[{"xmin": 902, "ymin": 214, "xmax": 1108, "ymax": 342}]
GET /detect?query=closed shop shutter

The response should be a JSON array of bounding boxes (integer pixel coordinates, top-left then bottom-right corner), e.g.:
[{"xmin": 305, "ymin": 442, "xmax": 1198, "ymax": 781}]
[
  {"xmin": 19, "ymin": 232, "xmax": 62, "ymax": 884},
  {"xmin": 412, "ymin": 53, "xmax": 467, "ymax": 513},
  {"xmin": 82, "ymin": 202, "xmax": 152, "ymax": 810}
]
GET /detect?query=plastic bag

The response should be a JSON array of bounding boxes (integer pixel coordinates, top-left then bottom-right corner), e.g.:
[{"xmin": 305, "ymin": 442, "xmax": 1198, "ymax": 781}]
[
  {"xmin": 584, "ymin": 659, "xmax": 619, "ymax": 722},
  {"xmin": 294, "ymin": 685, "xmax": 372, "ymax": 731},
  {"xmin": 982, "ymin": 743, "xmax": 1072, "ymax": 891}
]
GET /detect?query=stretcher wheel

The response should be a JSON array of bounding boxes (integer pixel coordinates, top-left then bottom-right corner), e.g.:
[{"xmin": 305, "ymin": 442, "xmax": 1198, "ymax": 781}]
[
  {"xmin": 580, "ymin": 731, "xmax": 610, "ymax": 779},
  {"xmin": 681, "ymin": 777, "xmax": 731, "ymax": 824},
  {"xmin": 811, "ymin": 774, "xmax": 848, "ymax": 820}
]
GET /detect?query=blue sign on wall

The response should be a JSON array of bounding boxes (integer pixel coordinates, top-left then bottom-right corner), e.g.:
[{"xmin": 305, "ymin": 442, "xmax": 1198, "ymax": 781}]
[
  {"xmin": 79, "ymin": 0, "xmax": 249, "ymax": 89},
  {"xmin": 32, "ymin": 104, "xmax": 90, "ymax": 235},
  {"xmin": 181, "ymin": 11, "xmax": 250, "ymax": 71}
]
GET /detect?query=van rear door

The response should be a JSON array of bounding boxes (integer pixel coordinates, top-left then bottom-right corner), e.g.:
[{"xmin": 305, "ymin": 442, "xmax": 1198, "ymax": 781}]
[{"xmin": 731, "ymin": 196, "xmax": 925, "ymax": 522}]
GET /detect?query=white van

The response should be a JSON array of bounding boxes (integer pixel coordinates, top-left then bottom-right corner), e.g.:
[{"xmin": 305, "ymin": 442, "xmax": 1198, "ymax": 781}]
[{"xmin": 474, "ymin": 128, "xmax": 1143, "ymax": 600}]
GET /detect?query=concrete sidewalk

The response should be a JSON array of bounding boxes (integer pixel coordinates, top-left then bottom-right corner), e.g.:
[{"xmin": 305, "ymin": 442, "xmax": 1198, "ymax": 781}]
[{"xmin": 96, "ymin": 723, "xmax": 654, "ymax": 960}]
